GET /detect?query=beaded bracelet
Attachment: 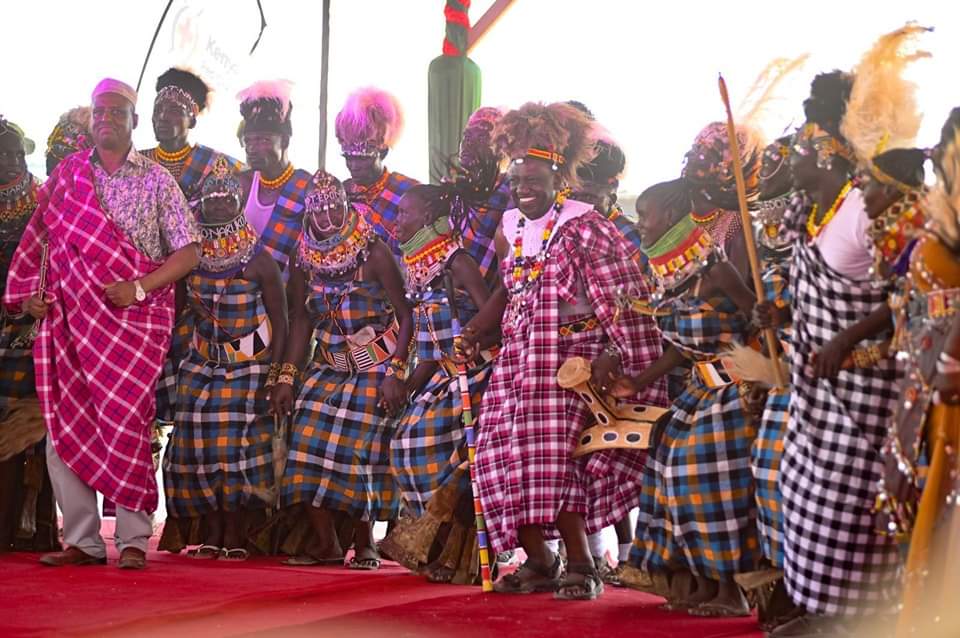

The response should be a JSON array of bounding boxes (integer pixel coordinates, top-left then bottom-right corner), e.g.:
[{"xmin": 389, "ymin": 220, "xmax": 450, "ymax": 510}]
[
  {"xmin": 937, "ymin": 351, "xmax": 960, "ymax": 375},
  {"xmin": 276, "ymin": 373, "xmax": 296, "ymax": 386},
  {"xmin": 280, "ymin": 362, "xmax": 300, "ymax": 376},
  {"xmin": 265, "ymin": 362, "xmax": 281, "ymax": 387},
  {"xmin": 603, "ymin": 343, "xmax": 622, "ymax": 360}
]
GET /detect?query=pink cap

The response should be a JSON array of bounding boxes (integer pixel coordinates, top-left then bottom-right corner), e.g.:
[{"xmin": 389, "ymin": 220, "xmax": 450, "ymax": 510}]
[{"xmin": 91, "ymin": 78, "xmax": 138, "ymax": 107}]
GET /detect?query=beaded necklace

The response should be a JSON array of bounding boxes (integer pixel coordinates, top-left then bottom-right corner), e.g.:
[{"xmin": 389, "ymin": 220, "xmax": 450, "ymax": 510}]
[
  {"xmin": 260, "ymin": 163, "xmax": 294, "ymax": 190},
  {"xmin": 151, "ymin": 145, "xmax": 192, "ymax": 181},
  {"xmin": 199, "ymin": 213, "xmax": 259, "ymax": 273},
  {"xmin": 509, "ymin": 190, "xmax": 567, "ymax": 294},
  {"xmin": 753, "ymin": 192, "xmax": 793, "ymax": 251},
  {"xmin": 641, "ymin": 213, "xmax": 716, "ymax": 291},
  {"xmin": 351, "ymin": 169, "xmax": 391, "ymax": 206},
  {"xmin": 400, "ymin": 216, "xmax": 460, "ymax": 293},
  {"xmin": 298, "ymin": 207, "xmax": 376, "ymax": 279},
  {"xmin": 806, "ymin": 180, "xmax": 853, "ymax": 240},
  {"xmin": 0, "ymin": 173, "xmax": 37, "ymax": 231}
]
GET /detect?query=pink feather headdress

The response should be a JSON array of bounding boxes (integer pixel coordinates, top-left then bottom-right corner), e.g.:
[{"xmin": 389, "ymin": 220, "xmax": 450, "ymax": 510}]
[{"xmin": 335, "ymin": 87, "xmax": 404, "ymax": 157}]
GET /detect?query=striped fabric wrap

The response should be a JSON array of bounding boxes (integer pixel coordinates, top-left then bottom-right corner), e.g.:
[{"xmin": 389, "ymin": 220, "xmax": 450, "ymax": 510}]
[
  {"xmin": 258, "ymin": 168, "xmax": 312, "ymax": 276},
  {"xmin": 164, "ymin": 275, "xmax": 274, "ymax": 517},
  {"xmin": 346, "ymin": 171, "xmax": 419, "ymax": 257},
  {"xmin": 632, "ymin": 294, "xmax": 761, "ymax": 579},
  {"xmin": 391, "ymin": 287, "xmax": 492, "ymax": 516},
  {"xmin": 281, "ymin": 277, "xmax": 400, "ymax": 521}
]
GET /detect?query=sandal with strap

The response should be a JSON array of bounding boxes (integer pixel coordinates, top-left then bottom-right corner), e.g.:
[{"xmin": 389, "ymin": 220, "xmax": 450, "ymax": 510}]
[
  {"xmin": 188, "ymin": 545, "xmax": 221, "ymax": 560},
  {"xmin": 554, "ymin": 562, "xmax": 604, "ymax": 601},
  {"xmin": 348, "ymin": 555, "xmax": 381, "ymax": 571},
  {"xmin": 218, "ymin": 548, "xmax": 249, "ymax": 562},
  {"xmin": 493, "ymin": 555, "xmax": 563, "ymax": 594},
  {"xmin": 282, "ymin": 554, "xmax": 345, "ymax": 567}
]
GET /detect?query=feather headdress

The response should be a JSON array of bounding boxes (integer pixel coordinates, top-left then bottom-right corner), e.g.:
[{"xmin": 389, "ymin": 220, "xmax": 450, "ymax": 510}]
[
  {"xmin": 156, "ymin": 67, "xmax": 211, "ymax": 115},
  {"xmin": 237, "ymin": 79, "xmax": 294, "ymax": 137},
  {"xmin": 335, "ymin": 87, "xmax": 405, "ymax": 157},
  {"xmin": 491, "ymin": 101, "xmax": 597, "ymax": 188},
  {"xmin": 841, "ymin": 23, "xmax": 932, "ymax": 166}
]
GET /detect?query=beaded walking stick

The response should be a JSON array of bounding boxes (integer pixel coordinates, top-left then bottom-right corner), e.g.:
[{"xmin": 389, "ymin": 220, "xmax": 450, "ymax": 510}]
[{"xmin": 444, "ymin": 272, "xmax": 494, "ymax": 592}]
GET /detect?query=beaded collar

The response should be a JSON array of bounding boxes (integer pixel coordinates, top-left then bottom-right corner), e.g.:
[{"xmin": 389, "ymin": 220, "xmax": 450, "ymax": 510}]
[
  {"xmin": 509, "ymin": 191, "xmax": 567, "ymax": 295},
  {"xmin": 641, "ymin": 213, "xmax": 717, "ymax": 291},
  {"xmin": 400, "ymin": 217, "xmax": 460, "ymax": 293},
  {"xmin": 199, "ymin": 213, "xmax": 259, "ymax": 273},
  {"xmin": 297, "ymin": 207, "xmax": 376, "ymax": 279},
  {"xmin": 0, "ymin": 172, "xmax": 38, "ymax": 229},
  {"xmin": 867, "ymin": 188, "xmax": 926, "ymax": 278}
]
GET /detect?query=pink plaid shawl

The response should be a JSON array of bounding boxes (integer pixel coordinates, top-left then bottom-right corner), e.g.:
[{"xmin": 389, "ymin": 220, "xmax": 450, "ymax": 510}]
[{"xmin": 4, "ymin": 151, "xmax": 174, "ymax": 512}]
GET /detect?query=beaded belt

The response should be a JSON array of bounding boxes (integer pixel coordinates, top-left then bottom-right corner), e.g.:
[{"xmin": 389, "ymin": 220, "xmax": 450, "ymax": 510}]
[
  {"xmin": 910, "ymin": 287, "xmax": 960, "ymax": 320},
  {"xmin": 194, "ymin": 319, "xmax": 271, "ymax": 364},
  {"xmin": 694, "ymin": 360, "xmax": 734, "ymax": 389},
  {"xmin": 317, "ymin": 321, "xmax": 399, "ymax": 373},
  {"xmin": 558, "ymin": 316, "xmax": 599, "ymax": 337}
]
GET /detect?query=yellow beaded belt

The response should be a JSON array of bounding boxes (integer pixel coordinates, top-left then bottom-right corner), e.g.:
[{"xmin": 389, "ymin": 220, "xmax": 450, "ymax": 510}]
[
  {"xmin": 558, "ymin": 316, "xmax": 599, "ymax": 337},
  {"xmin": 316, "ymin": 321, "xmax": 399, "ymax": 373},
  {"xmin": 194, "ymin": 319, "xmax": 272, "ymax": 364}
]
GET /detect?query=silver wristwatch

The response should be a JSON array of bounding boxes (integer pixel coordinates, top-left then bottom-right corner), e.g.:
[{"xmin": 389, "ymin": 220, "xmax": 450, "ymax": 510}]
[{"xmin": 133, "ymin": 280, "xmax": 147, "ymax": 302}]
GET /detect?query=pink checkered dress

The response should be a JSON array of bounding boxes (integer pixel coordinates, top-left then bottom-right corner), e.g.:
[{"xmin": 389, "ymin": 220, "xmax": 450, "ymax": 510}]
[
  {"xmin": 474, "ymin": 202, "xmax": 668, "ymax": 553},
  {"xmin": 4, "ymin": 152, "xmax": 176, "ymax": 513}
]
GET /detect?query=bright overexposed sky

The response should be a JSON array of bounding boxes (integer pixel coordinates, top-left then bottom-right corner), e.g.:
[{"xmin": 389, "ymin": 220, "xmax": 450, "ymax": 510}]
[{"xmin": 5, "ymin": 1, "xmax": 959, "ymax": 199}]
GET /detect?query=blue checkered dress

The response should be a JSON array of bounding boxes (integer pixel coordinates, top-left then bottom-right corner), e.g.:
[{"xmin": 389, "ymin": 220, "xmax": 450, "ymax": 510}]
[
  {"xmin": 163, "ymin": 273, "xmax": 274, "ymax": 518},
  {"xmin": 281, "ymin": 277, "xmax": 400, "ymax": 521},
  {"xmin": 457, "ymin": 177, "xmax": 511, "ymax": 284},
  {"xmin": 752, "ymin": 264, "xmax": 792, "ymax": 569},
  {"xmin": 390, "ymin": 287, "xmax": 493, "ymax": 516},
  {"xmin": 346, "ymin": 171, "xmax": 419, "ymax": 257},
  {"xmin": 632, "ymin": 293, "xmax": 761, "ymax": 580}
]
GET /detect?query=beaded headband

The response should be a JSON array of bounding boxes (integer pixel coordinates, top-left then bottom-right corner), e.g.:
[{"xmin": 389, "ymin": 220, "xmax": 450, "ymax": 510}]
[
  {"xmin": 513, "ymin": 147, "xmax": 566, "ymax": 172},
  {"xmin": 155, "ymin": 86, "xmax": 200, "ymax": 116},
  {"xmin": 305, "ymin": 170, "xmax": 347, "ymax": 212},
  {"xmin": 340, "ymin": 139, "xmax": 383, "ymax": 158},
  {"xmin": 869, "ymin": 161, "xmax": 917, "ymax": 195},
  {"xmin": 795, "ymin": 123, "xmax": 856, "ymax": 165}
]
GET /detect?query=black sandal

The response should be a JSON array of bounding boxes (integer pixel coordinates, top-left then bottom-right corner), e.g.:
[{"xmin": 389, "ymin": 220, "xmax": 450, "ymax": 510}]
[
  {"xmin": 554, "ymin": 562, "xmax": 604, "ymax": 601},
  {"xmin": 493, "ymin": 555, "xmax": 563, "ymax": 594}
]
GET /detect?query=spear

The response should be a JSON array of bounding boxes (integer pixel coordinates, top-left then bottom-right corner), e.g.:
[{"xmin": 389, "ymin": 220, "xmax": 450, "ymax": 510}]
[
  {"xmin": 718, "ymin": 74, "xmax": 786, "ymax": 388},
  {"xmin": 444, "ymin": 272, "xmax": 494, "ymax": 592}
]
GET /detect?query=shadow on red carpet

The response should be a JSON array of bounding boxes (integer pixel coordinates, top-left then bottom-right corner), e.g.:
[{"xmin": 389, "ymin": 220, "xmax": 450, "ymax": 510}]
[{"xmin": 0, "ymin": 535, "xmax": 763, "ymax": 638}]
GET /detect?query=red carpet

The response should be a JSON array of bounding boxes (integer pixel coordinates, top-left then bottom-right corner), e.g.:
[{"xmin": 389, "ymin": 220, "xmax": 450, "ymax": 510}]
[{"xmin": 0, "ymin": 533, "xmax": 763, "ymax": 637}]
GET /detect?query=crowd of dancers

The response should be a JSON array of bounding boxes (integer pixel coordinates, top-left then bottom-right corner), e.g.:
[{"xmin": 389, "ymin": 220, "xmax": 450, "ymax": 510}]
[{"xmin": 1, "ymin": 21, "xmax": 959, "ymax": 638}]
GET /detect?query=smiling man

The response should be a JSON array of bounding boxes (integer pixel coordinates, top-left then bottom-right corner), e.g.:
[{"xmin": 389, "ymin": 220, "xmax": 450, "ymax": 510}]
[{"xmin": 3, "ymin": 78, "xmax": 200, "ymax": 570}]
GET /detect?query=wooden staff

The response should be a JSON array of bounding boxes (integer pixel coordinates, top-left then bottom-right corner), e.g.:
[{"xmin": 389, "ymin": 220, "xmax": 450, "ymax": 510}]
[
  {"xmin": 444, "ymin": 272, "xmax": 494, "ymax": 592},
  {"xmin": 13, "ymin": 240, "xmax": 49, "ymax": 349},
  {"xmin": 718, "ymin": 74, "xmax": 786, "ymax": 388}
]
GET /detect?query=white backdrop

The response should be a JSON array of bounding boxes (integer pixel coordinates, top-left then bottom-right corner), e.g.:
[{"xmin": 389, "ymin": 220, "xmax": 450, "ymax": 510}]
[{"xmin": 6, "ymin": 1, "xmax": 960, "ymax": 198}]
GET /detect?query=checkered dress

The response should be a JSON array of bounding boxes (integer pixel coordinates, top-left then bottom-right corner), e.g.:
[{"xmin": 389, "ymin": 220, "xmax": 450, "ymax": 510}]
[
  {"xmin": 142, "ymin": 145, "xmax": 245, "ymax": 207},
  {"xmin": 752, "ymin": 264, "xmax": 792, "ymax": 569},
  {"xmin": 458, "ymin": 177, "xmax": 511, "ymax": 283},
  {"xmin": 474, "ymin": 205, "xmax": 668, "ymax": 554},
  {"xmin": 346, "ymin": 171, "xmax": 419, "ymax": 257},
  {"xmin": 390, "ymin": 287, "xmax": 492, "ymax": 516},
  {"xmin": 281, "ymin": 277, "xmax": 400, "ymax": 521},
  {"xmin": 650, "ymin": 294, "xmax": 760, "ymax": 580},
  {"xmin": 781, "ymin": 239, "xmax": 901, "ymax": 616},
  {"xmin": 163, "ymin": 274, "xmax": 274, "ymax": 518}
]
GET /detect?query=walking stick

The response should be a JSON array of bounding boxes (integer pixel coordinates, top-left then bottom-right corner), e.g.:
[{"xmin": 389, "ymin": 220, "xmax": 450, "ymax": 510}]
[
  {"xmin": 718, "ymin": 74, "xmax": 786, "ymax": 388},
  {"xmin": 12, "ymin": 240, "xmax": 49, "ymax": 350},
  {"xmin": 444, "ymin": 272, "xmax": 494, "ymax": 592}
]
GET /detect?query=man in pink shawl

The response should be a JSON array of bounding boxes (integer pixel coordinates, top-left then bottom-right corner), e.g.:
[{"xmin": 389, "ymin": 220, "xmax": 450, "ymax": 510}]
[{"xmin": 4, "ymin": 78, "xmax": 200, "ymax": 570}]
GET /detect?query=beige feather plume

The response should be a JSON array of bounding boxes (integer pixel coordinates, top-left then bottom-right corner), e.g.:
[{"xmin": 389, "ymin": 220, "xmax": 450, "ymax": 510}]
[
  {"xmin": 737, "ymin": 54, "xmax": 810, "ymax": 136},
  {"xmin": 841, "ymin": 23, "xmax": 932, "ymax": 165}
]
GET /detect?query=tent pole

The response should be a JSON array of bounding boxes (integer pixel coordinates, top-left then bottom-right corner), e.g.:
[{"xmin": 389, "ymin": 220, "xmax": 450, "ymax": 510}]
[{"xmin": 318, "ymin": 0, "xmax": 331, "ymax": 170}]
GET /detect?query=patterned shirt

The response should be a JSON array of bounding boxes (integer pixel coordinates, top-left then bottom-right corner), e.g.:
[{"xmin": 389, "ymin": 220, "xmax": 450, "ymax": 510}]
[{"xmin": 91, "ymin": 146, "xmax": 199, "ymax": 261}]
